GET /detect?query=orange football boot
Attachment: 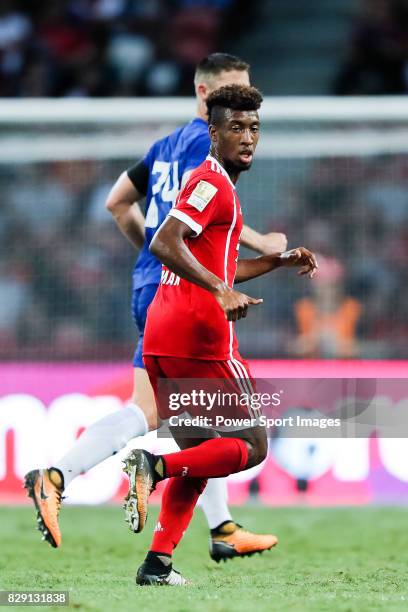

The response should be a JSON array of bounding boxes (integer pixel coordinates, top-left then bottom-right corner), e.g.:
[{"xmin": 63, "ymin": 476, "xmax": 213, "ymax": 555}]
[
  {"xmin": 122, "ymin": 449, "xmax": 157, "ymax": 533},
  {"xmin": 24, "ymin": 468, "xmax": 64, "ymax": 548},
  {"xmin": 209, "ymin": 521, "xmax": 278, "ymax": 563}
]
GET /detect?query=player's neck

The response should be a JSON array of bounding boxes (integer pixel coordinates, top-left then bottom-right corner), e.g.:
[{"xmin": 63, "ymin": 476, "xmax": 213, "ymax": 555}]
[
  {"xmin": 209, "ymin": 149, "xmax": 239, "ymax": 184},
  {"xmin": 197, "ymin": 99, "xmax": 208, "ymax": 122}
]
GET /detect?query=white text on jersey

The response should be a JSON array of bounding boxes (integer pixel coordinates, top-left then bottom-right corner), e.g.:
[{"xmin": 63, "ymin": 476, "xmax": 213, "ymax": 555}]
[{"xmin": 161, "ymin": 269, "xmax": 181, "ymax": 286}]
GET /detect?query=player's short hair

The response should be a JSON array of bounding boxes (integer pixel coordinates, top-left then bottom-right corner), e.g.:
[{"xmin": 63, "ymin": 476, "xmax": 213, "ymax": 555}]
[
  {"xmin": 194, "ymin": 53, "xmax": 249, "ymax": 86},
  {"xmin": 206, "ymin": 85, "xmax": 263, "ymax": 126}
]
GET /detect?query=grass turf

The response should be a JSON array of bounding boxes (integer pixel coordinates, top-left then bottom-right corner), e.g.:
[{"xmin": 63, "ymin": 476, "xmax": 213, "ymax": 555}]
[{"xmin": 0, "ymin": 505, "xmax": 407, "ymax": 611}]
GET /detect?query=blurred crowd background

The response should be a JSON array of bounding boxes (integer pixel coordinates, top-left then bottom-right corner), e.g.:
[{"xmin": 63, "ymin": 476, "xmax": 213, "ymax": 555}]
[
  {"xmin": 1, "ymin": 0, "xmax": 408, "ymax": 97},
  {"xmin": 1, "ymin": 0, "xmax": 408, "ymax": 362},
  {"xmin": 1, "ymin": 152, "xmax": 408, "ymax": 361},
  {"xmin": 0, "ymin": 0, "xmax": 251, "ymax": 97}
]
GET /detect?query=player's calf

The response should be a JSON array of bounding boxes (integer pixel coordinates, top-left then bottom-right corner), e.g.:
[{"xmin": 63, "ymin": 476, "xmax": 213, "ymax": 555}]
[{"xmin": 122, "ymin": 433, "xmax": 266, "ymax": 535}]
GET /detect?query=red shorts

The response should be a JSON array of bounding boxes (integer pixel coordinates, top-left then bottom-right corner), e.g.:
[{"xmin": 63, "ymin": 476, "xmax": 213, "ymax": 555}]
[{"xmin": 143, "ymin": 354, "xmax": 259, "ymax": 422}]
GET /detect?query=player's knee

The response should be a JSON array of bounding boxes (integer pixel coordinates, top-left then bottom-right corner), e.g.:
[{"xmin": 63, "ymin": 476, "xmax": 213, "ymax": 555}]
[
  {"xmin": 256, "ymin": 437, "xmax": 268, "ymax": 464},
  {"xmin": 145, "ymin": 412, "xmax": 161, "ymax": 430},
  {"xmin": 245, "ymin": 436, "xmax": 268, "ymax": 469},
  {"xmin": 133, "ymin": 400, "xmax": 160, "ymax": 430}
]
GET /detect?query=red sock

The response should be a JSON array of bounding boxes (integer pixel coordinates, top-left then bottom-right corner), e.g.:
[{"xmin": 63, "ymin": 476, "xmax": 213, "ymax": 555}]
[
  {"xmin": 161, "ymin": 437, "xmax": 248, "ymax": 478},
  {"xmin": 151, "ymin": 477, "xmax": 207, "ymax": 555}
]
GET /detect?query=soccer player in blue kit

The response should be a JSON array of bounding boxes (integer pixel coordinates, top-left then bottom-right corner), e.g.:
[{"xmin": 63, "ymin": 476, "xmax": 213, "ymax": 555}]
[{"xmin": 25, "ymin": 54, "xmax": 286, "ymax": 559}]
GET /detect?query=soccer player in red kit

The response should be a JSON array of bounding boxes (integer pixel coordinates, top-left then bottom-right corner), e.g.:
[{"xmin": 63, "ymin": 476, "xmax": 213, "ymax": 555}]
[{"xmin": 124, "ymin": 85, "xmax": 318, "ymax": 585}]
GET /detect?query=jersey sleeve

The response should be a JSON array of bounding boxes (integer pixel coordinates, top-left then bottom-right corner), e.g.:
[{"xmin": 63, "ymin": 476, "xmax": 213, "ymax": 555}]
[
  {"xmin": 168, "ymin": 173, "xmax": 221, "ymax": 237},
  {"xmin": 126, "ymin": 142, "xmax": 157, "ymax": 195},
  {"xmin": 182, "ymin": 131, "xmax": 210, "ymax": 175},
  {"xmin": 127, "ymin": 159, "xmax": 149, "ymax": 195}
]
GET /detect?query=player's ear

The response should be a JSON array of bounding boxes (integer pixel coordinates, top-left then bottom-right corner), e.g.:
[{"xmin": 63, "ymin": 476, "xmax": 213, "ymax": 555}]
[
  {"xmin": 209, "ymin": 124, "xmax": 218, "ymax": 143},
  {"xmin": 196, "ymin": 82, "xmax": 207, "ymax": 101}
]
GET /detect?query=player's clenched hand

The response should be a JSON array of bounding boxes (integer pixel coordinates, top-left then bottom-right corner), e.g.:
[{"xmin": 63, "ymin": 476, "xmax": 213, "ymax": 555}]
[
  {"xmin": 213, "ymin": 286, "xmax": 263, "ymax": 321},
  {"xmin": 279, "ymin": 247, "xmax": 318, "ymax": 278}
]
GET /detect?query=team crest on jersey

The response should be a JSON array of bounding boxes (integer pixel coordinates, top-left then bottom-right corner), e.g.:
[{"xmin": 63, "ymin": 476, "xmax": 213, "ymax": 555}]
[{"xmin": 187, "ymin": 180, "xmax": 217, "ymax": 211}]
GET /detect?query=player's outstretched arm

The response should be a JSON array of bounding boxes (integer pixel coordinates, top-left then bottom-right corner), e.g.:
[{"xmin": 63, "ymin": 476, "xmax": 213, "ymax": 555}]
[
  {"xmin": 241, "ymin": 225, "xmax": 287, "ymax": 254},
  {"xmin": 106, "ymin": 172, "xmax": 145, "ymax": 249},
  {"xmin": 150, "ymin": 216, "xmax": 262, "ymax": 321},
  {"xmin": 235, "ymin": 247, "xmax": 318, "ymax": 283}
]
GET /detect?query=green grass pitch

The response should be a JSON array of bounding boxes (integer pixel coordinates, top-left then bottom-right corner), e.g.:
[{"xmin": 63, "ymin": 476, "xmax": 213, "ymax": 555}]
[{"xmin": 0, "ymin": 505, "xmax": 407, "ymax": 611}]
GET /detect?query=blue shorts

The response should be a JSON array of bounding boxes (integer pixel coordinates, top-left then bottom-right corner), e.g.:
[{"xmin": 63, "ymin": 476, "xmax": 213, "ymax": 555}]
[{"xmin": 131, "ymin": 283, "xmax": 158, "ymax": 368}]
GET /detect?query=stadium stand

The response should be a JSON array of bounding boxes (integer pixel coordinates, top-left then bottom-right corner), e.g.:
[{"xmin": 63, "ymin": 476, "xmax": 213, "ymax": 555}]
[
  {"xmin": 1, "ymin": 1, "xmax": 408, "ymax": 361},
  {"xmin": 0, "ymin": 0, "xmax": 241, "ymax": 97},
  {"xmin": 333, "ymin": 0, "xmax": 408, "ymax": 95}
]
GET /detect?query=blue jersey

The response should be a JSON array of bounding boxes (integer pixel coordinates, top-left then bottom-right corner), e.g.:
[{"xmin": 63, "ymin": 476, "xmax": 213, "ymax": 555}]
[{"xmin": 132, "ymin": 117, "xmax": 210, "ymax": 290}]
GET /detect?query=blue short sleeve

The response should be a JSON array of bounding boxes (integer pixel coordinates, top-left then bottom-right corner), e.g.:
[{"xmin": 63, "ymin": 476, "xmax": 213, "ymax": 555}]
[{"xmin": 142, "ymin": 142, "xmax": 157, "ymax": 172}]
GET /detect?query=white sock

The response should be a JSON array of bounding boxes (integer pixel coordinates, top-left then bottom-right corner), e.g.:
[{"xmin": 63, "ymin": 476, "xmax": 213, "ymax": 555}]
[
  {"xmin": 54, "ymin": 403, "xmax": 148, "ymax": 488},
  {"xmin": 199, "ymin": 477, "xmax": 233, "ymax": 530}
]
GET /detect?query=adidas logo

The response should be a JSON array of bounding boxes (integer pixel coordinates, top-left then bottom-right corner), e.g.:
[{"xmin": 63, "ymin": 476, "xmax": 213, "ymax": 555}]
[{"xmin": 154, "ymin": 521, "xmax": 164, "ymax": 533}]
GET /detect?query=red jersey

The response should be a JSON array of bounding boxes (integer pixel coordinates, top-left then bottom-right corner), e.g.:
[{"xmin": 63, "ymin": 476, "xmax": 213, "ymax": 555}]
[{"xmin": 143, "ymin": 155, "xmax": 243, "ymax": 360}]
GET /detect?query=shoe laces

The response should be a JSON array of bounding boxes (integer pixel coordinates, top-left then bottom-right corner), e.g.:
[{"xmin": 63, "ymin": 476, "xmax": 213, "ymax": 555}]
[
  {"xmin": 54, "ymin": 490, "xmax": 64, "ymax": 515},
  {"xmin": 230, "ymin": 527, "xmax": 252, "ymax": 539}
]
